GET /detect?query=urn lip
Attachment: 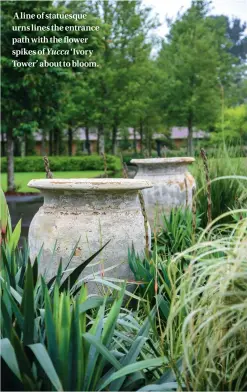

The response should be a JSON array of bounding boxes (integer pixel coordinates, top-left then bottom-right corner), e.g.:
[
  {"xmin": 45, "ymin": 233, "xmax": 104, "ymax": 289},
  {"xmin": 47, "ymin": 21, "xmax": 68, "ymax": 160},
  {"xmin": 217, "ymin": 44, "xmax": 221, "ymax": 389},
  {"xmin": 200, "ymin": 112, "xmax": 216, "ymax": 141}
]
[
  {"xmin": 131, "ymin": 157, "xmax": 195, "ymax": 165},
  {"xmin": 27, "ymin": 178, "xmax": 153, "ymax": 191}
]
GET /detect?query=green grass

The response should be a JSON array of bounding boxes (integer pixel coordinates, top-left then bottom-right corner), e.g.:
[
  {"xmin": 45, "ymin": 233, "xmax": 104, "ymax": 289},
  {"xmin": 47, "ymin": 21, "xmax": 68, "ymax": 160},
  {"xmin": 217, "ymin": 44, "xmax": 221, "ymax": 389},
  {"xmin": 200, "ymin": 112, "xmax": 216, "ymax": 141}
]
[{"xmin": 1, "ymin": 171, "xmax": 105, "ymax": 192}]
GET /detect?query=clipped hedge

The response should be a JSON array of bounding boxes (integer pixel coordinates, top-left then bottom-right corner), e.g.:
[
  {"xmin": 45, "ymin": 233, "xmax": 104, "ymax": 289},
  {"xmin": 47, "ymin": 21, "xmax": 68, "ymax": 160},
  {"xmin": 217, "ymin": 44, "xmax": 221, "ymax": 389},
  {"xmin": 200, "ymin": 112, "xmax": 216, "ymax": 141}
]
[{"xmin": 1, "ymin": 155, "xmax": 121, "ymax": 173}]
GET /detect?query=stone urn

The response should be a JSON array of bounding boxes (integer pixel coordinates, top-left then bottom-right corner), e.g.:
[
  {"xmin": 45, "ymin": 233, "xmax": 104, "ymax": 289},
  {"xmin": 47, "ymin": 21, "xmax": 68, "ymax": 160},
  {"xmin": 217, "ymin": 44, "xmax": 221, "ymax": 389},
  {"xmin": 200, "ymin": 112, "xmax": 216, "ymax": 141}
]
[
  {"xmin": 131, "ymin": 157, "xmax": 196, "ymax": 229},
  {"xmin": 28, "ymin": 178, "xmax": 152, "ymax": 292}
]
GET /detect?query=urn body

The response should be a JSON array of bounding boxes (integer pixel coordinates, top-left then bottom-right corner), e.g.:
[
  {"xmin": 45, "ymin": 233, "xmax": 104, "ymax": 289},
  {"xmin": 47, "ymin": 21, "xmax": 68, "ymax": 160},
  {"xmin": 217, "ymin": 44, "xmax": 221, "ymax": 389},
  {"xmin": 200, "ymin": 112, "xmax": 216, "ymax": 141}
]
[
  {"xmin": 131, "ymin": 158, "xmax": 196, "ymax": 229},
  {"xmin": 28, "ymin": 179, "xmax": 152, "ymax": 292}
]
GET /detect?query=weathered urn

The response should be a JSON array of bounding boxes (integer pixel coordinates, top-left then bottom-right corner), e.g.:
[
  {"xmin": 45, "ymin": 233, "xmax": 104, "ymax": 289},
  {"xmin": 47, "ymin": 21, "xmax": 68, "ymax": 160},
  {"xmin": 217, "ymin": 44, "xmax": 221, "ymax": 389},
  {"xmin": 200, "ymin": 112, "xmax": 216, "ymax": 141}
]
[
  {"xmin": 131, "ymin": 157, "xmax": 196, "ymax": 229},
  {"xmin": 28, "ymin": 178, "xmax": 152, "ymax": 292}
]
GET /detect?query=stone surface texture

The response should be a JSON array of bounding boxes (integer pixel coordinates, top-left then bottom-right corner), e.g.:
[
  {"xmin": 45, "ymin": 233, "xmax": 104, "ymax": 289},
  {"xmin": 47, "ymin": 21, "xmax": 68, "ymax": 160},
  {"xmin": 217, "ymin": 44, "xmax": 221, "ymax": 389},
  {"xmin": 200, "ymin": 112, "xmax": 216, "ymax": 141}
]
[
  {"xmin": 131, "ymin": 158, "xmax": 196, "ymax": 229},
  {"xmin": 28, "ymin": 178, "xmax": 152, "ymax": 293}
]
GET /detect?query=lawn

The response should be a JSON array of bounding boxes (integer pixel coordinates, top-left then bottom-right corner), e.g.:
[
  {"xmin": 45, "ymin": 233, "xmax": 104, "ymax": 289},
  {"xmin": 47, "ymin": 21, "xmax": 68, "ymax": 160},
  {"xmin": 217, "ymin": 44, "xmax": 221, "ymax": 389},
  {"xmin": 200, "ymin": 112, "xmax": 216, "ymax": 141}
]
[{"xmin": 1, "ymin": 171, "xmax": 105, "ymax": 192}]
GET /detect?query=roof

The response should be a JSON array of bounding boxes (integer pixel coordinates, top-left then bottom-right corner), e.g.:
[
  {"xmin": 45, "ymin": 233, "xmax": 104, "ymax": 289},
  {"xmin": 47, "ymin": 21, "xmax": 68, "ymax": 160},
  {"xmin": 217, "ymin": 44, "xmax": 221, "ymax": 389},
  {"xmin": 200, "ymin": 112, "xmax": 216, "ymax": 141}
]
[{"xmin": 171, "ymin": 127, "xmax": 208, "ymax": 139}]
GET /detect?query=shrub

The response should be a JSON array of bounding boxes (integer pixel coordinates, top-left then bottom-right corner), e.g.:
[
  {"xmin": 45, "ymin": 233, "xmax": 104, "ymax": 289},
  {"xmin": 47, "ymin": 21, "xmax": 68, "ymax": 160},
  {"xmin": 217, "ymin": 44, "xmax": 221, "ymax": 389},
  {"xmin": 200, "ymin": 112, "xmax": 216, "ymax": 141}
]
[{"xmin": 1, "ymin": 155, "xmax": 121, "ymax": 173}]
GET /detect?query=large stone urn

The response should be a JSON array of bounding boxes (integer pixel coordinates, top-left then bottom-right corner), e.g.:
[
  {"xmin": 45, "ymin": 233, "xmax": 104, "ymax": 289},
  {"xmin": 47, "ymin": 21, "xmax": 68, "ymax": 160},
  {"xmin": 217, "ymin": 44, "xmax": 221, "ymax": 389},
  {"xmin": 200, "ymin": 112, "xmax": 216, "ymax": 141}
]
[
  {"xmin": 28, "ymin": 178, "xmax": 152, "ymax": 292},
  {"xmin": 131, "ymin": 158, "xmax": 196, "ymax": 229}
]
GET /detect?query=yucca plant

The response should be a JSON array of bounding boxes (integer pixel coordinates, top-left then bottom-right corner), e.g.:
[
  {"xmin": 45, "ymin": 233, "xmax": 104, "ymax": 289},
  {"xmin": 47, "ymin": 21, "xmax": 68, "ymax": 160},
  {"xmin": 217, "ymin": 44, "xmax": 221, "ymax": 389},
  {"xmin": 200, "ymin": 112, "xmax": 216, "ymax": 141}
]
[
  {"xmin": 1, "ymin": 188, "xmax": 169, "ymax": 391},
  {"xmin": 166, "ymin": 207, "xmax": 247, "ymax": 390},
  {"xmin": 154, "ymin": 207, "xmax": 201, "ymax": 258},
  {"xmin": 128, "ymin": 248, "xmax": 171, "ymax": 323},
  {"xmin": 128, "ymin": 207, "xmax": 201, "ymax": 324},
  {"xmin": 1, "ymin": 259, "xmax": 167, "ymax": 391}
]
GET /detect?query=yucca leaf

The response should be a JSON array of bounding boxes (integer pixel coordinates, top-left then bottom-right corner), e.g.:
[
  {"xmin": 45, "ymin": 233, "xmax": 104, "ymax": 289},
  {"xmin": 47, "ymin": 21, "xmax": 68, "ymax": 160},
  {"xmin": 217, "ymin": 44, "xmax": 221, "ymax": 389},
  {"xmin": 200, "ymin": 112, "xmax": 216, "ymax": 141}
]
[
  {"xmin": 79, "ymin": 296, "xmax": 113, "ymax": 313},
  {"xmin": 99, "ymin": 357, "xmax": 168, "ymax": 391},
  {"xmin": 1, "ymin": 296, "xmax": 13, "ymax": 339},
  {"xmin": 102, "ymin": 285, "xmax": 125, "ymax": 345},
  {"xmin": 90, "ymin": 287, "xmax": 125, "ymax": 390},
  {"xmin": 21, "ymin": 261, "xmax": 34, "ymax": 345},
  {"xmin": 109, "ymin": 336, "xmax": 147, "ymax": 391},
  {"xmin": 0, "ymin": 338, "xmax": 22, "ymax": 381},
  {"xmin": 9, "ymin": 219, "xmax": 22, "ymax": 252},
  {"xmin": 137, "ymin": 381, "xmax": 178, "ymax": 391},
  {"xmin": 44, "ymin": 285, "xmax": 59, "ymax": 372},
  {"xmin": 83, "ymin": 332, "xmax": 121, "ymax": 370},
  {"xmin": 28, "ymin": 343, "xmax": 63, "ymax": 391},
  {"xmin": 10, "ymin": 330, "xmax": 33, "ymax": 381},
  {"xmin": 0, "ymin": 278, "xmax": 22, "ymax": 304},
  {"xmin": 5, "ymin": 289, "xmax": 24, "ymax": 331},
  {"xmin": 122, "ymin": 371, "xmax": 145, "ymax": 391},
  {"xmin": 32, "ymin": 257, "xmax": 38, "ymax": 289},
  {"xmin": 21, "ymin": 373, "xmax": 37, "ymax": 391},
  {"xmin": 68, "ymin": 301, "xmax": 81, "ymax": 391},
  {"xmin": 155, "ymin": 360, "xmax": 182, "ymax": 384},
  {"xmin": 59, "ymin": 240, "xmax": 110, "ymax": 292},
  {"xmin": 47, "ymin": 258, "xmax": 63, "ymax": 291},
  {"xmin": 57, "ymin": 293, "xmax": 71, "ymax": 390},
  {"xmin": 1, "ymin": 247, "xmax": 15, "ymax": 288},
  {"xmin": 84, "ymin": 302, "xmax": 105, "ymax": 390},
  {"xmin": 99, "ymin": 333, "xmax": 147, "ymax": 391},
  {"xmin": 0, "ymin": 188, "xmax": 8, "ymax": 236}
]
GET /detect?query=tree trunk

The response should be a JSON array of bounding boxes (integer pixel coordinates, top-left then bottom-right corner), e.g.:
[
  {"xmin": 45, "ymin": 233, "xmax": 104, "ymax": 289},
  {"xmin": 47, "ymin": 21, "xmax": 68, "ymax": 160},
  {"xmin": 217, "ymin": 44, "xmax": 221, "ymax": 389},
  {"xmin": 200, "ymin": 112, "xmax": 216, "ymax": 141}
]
[
  {"xmin": 41, "ymin": 131, "xmax": 46, "ymax": 156},
  {"xmin": 54, "ymin": 128, "xmax": 59, "ymax": 156},
  {"xmin": 187, "ymin": 115, "xmax": 194, "ymax": 156},
  {"xmin": 49, "ymin": 130, "xmax": 53, "ymax": 156},
  {"xmin": 7, "ymin": 129, "xmax": 15, "ymax": 192},
  {"xmin": 68, "ymin": 127, "xmax": 73, "ymax": 156},
  {"xmin": 133, "ymin": 128, "xmax": 137, "ymax": 153},
  {"xmin": 111, "ymin": 124, "xmax": 117, "ymax": 155},
  {"xmin": 147, "ymin": 128, "xmax": 152, "ymax": 157},
  {"xmin": 140, "ymin": 119, "xmax": 143, "ymax": 154},
  {"xmin": 85, "ymin": 127, "xmax": 91, "ymax": 155},
  {"xmin": 1, "ymin": 136, "xmax": 6, "ymax": 156},
  {"xmin": 24, "ymin": 132, "xmax": 28, "ymax": 156},
  {"xmin": 156, "ymin": 140, "xmax": 161, "ymax": 157},
  {"xmin": 14, "ymin": 139, "xmax": 21, "ymax": 156},
  {"xmin": 58, "ymin": 129, "xmax": 63, "ymax": 155},
  {"xmin": 98, "ymin": 125, "xmax": 105, "ymax": 154},
  {"xmin": 20, "ymin": 134, "xmax": 25, "ymax": 157}
]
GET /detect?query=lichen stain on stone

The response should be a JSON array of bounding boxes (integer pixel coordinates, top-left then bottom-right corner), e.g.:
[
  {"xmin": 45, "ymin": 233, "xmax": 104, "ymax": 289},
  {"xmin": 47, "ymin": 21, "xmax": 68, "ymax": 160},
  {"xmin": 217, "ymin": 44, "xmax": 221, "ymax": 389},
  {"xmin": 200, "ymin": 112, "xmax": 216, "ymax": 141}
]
[
  {"xmin": 185, "ymin": 173, "xmax": 195, "ymax": 187},
  {"xmin": 166, "ymin": 179, "xmax": 185, "ymax": 191},
  {"xmin": 74, "ymin": 247, "xmax": 81, "ymax": 256}
]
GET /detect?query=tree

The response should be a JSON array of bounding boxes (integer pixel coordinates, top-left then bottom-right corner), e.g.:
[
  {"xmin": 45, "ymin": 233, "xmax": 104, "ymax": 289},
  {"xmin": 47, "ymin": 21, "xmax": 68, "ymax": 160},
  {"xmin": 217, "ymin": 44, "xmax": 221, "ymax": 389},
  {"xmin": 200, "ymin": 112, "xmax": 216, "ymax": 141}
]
[
  {"xmin": 1, "ymin": 0, "xmax": 100, "ymax": 189},
  {"xmin": 210, "ymin": 15, "xmax": 247, "ymax": 62},
  {"xmin": 157, "ymin": 0, "xmax": 233, "ymax": 155},
  {"xmin": 211, "ymin": 104, "xmax": 247, "ymax": 144}
]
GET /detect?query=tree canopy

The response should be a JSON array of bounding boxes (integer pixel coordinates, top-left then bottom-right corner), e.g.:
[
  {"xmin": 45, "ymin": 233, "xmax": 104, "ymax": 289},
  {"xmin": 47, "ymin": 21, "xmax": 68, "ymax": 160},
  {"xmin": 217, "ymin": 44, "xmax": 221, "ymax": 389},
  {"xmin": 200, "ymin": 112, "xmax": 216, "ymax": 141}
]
[{"xmin": 1, "ymin": 0, "xmax": 247, "ymax": 190}]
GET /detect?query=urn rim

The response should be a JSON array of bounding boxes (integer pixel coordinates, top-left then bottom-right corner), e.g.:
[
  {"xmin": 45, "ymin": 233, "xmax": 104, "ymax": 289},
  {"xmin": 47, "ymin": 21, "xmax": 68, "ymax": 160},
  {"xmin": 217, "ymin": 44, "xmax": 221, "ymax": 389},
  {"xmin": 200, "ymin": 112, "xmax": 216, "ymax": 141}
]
[
  {"xmin": 27, "ymin": 178, "xmax": 153, "ymax": 191},
  {"xmin": 131, "ymin": 157, "xmax": 195, "ymax": 165}
]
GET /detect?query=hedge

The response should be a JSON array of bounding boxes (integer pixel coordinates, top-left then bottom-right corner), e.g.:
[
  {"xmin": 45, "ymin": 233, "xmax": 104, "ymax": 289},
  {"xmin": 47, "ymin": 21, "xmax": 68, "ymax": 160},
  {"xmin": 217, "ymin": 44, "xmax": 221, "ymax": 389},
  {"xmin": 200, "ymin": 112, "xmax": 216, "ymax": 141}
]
[{"xmin": 1, "ymin": 155, "xmax": 121, "ymax": 173}]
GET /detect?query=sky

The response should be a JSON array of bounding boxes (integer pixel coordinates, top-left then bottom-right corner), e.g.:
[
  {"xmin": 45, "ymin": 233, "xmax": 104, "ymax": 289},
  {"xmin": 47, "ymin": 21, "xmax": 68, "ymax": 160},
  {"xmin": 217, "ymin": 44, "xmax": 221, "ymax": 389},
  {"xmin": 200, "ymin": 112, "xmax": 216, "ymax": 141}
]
[{"xmin": 143, "ymin": 0, "xmax": 247, "ymax": 37}]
